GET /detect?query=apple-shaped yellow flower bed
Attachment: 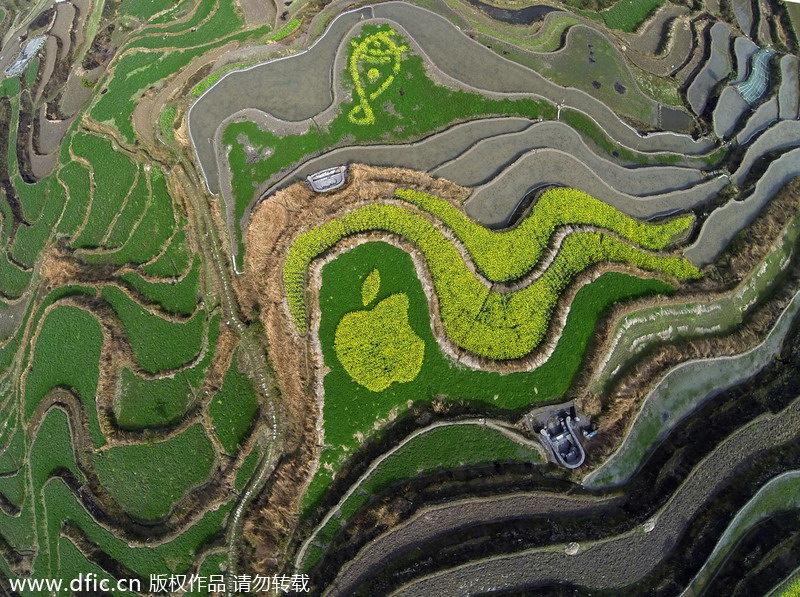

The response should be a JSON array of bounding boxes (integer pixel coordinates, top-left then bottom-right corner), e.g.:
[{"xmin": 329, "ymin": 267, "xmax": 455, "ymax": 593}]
[{"xmin": 334, "ymin": 293, "xmax": 425, "ymax": 391}]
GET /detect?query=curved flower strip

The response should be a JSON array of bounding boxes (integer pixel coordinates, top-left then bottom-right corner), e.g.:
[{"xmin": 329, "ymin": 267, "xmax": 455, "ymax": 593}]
[
  {"xmin": 395, "ymin": 188, "xmax": 695, "ymax": 281},
  {"xmin": 283, "ymin": 201, "xmax": 700, "ymax": 360},
  {"xmin": 348, "ymin": 30, "xmax": 407, "ymax": 125}
]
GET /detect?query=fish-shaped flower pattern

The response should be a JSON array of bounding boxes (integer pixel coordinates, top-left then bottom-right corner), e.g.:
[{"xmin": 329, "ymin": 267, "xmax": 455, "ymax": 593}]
[{"xmin": 348, "ymin": 30, "xmax": 407, "ymax": 125}]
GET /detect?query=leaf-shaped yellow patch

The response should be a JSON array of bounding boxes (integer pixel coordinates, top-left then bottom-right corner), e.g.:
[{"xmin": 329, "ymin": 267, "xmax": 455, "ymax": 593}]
[{"xmin": 361, "ymin": 268, "xmax": 381, "ymax": 306}]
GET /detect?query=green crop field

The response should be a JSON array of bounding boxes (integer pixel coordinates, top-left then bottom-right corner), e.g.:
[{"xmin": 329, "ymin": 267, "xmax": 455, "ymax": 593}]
[
  {"xmin": 71, "ymin": 133, "xmax": 138, "ymax": 249},
  {"xmin": 0, "ymin": 0, "xmax": 275, "ymax": 588},
  {"xmin": 24, "ymin": 305, "xmax": 106, "ymax": 446},
  {"xmin": 29, "ymin": 408, "xmax": 83, "ymax": 489},
  {"xmin": 159, "ymin": 105, "xmax": 176, "ymax": 140},
  {"xmin": 42, "ymin": 479, "xmax": 233, "ymax": 577},
  {"xmin": 102, "ymin": 285, "xmax": 206, "ymax": 373},
  {"xmin": 265, "ymin": 18, "xmax": 301, "ymax": 42},
  {"xmin": 119, "ymin": 0, "xmax": 177, "ymax": 20},
  {"xmin": 116, "ymin": 315, "xmax": 220, "ymax": 429},
  {"xmin": 303, "ymin": 241, "xmax": 674, "ymax": 513},
  {"xmin": 142, "ymin": 225, "xmax": 192, "ymax": 277},
  {"xmin": 777, "ymin": 573, "xmax": 800, "ymax": 597},
  {"xmin": 395, "ymin": 188, "xmax": 693, "ymax": 280},
  {"xmin": 208, "ymin": 347, "xmax": 260, "ymax": 455},
  {"xmin": 120, "ymin": 256, "xmax": 201, "ymax": 316},
  {"xmin": 56, "ymin": 160, "xmax": 93, "ymax": 236},
  {"xmin": 600, "ymin": 0, "xmax": 666, "ymax": 32},
  {"xmin": 561, "ymin": 109, "xmax": 683, "ymax": 165},
  {"xmin": 91, "ymin": 0, "xmax": 269, "ymax": 144},
  {"xmin": 15, "ymin": 177, "xmax": 49, "ymax": 223},
  {"xmin": 0, "ymin": 253, "xmax": 32, "ymax": 299},
  {"xmin": 79, "ymin": 165, "xmax": 176, "ymax": 268},
  {"xmin": 93, "ymin": 424, "xmax": 216, "ymax": 519},
  {"xmin": 235, "ymin": 446, "xmax": 261, "ymax": 492},
  {"xmin": 104, "ymin": 171, "xmax": 151, "ymax": 247},
  {"xmin": 131, "ymin": 0, "xmax": 254, "ymax": 51}
]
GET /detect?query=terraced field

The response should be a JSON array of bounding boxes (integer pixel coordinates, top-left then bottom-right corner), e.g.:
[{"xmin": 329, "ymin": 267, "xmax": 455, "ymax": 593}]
[
  {"xmin": 1, "ymin": 0, "xmax": 800, "ymax": 594},
  {"xmin": 0, "ymin": 0, "xmax": 278, "ymax": 592}
]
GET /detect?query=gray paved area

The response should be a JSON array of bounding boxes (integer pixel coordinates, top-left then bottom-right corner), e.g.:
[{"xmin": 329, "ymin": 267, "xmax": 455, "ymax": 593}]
[
  {"xmin": 464, "ymin": 149, "xmax": 725, "ymax": 226},
  {"xmin": 251, "ymin": 117, "xmax": 532, "ymax": 200},
  {"xmin": 736, "ymin": 96, "xmax": 779, "ymax": 144},
  {"xmin": 687, "ymin": 22, "xmax": 732, "ymax": 115},
  {"xmin": 732, "ymin": 119, "xmax": 800, "ymax": 186},
  {"xmin": 687, "ymin": 147, "xmax": 800, "ymax": 265},
  {"xmin": 732, "ymin": 36, "xmax": 758, "ymax": 84},
  {"xmin": 392, "ymin": 394, "xmax": 800, "ymax": 596},
  {"xmin": 432, "ymin": 120, "xmax": 703, "ymax": 190},
  {"xmin": 732, "ymin": 0, "xmax": 754, "ymax": 36},
  {"xmin": 779, "ymin": 55, "xmax": 800, "ymax": 120},
  {"xmin": 713, "ymin": 85, "xmax": 750, "ymax": 139}
]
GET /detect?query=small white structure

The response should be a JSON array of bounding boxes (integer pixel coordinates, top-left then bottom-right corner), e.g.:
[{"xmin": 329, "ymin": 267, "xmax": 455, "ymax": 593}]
[
  {"xmin": 4, "ymin": 36, "xmax": 47, "ymax": 78},
  {"xmin": 307, "ymin": 166, "xmax": 347, "ymax": 193}
]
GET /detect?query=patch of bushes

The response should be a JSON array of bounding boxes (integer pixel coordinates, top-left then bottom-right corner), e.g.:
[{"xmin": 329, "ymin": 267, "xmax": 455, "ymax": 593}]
[{"xmin": 396, "ymin": 188, "xmax": 694, "ymax": 281}]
